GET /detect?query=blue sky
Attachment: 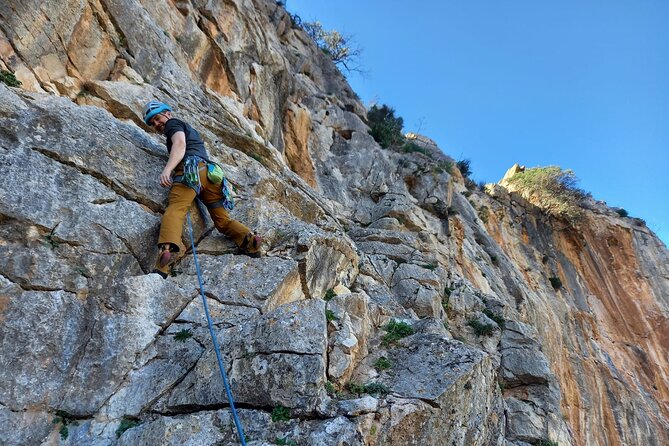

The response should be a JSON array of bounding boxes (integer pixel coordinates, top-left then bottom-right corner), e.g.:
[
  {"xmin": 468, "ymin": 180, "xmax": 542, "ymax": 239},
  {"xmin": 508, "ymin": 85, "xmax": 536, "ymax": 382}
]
[{"xmin": 288, "ymin": 0, "xmax": 669, "ymax": 246}]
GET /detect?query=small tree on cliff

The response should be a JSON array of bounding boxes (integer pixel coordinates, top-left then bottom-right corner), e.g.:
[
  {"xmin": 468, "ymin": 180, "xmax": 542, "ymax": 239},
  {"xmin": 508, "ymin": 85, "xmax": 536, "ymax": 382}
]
[
  {"xmin": 303, "ymin": 21, "xmax": 363, "ymax": 72},
  {"xmin": 506, "ymin": 166, "xmax": 587, "ymax": 224}
]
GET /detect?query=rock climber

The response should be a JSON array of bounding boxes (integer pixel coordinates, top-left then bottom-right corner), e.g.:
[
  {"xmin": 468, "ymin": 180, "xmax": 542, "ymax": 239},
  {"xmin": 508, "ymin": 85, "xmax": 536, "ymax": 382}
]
[{"xmin": 143, "ymin": 100, "xmax": 262, "ymax": 278}]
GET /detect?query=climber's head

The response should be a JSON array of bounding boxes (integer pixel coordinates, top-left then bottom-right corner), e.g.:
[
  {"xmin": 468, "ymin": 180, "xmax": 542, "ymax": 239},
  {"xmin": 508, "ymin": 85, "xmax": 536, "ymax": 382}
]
[{"xmin": 143, "ymin": 100, "xmax": 172, "ymax": 132}]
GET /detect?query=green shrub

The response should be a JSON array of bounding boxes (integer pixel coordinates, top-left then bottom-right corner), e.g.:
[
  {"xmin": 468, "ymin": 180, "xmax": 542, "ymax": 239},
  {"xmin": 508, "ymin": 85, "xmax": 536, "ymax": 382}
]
[
  {"xmin": 615, "ymin": 208, "xmax": 628, "ymax": 218},
  {"xmin": 325, "ymin": 381, "xmax": 336, "ymax": 395},
  {"xmin": 483, "ymin": 309, "xmax": 505, "ymax": 328},
  {"xmin": 374, "ymin": 356, "xmax": 392, "ymax": 371},
  {"xmin": 401, "ymin": 141, "xmax": 429, "ymax": 157},
  {"xmin": 432, "ymin": 161, "xmax": 453, "ymax": 174},
  {"xmin": 0, "ymin": 70, "xmax": 22, "ymax": 87},
  {"xmin": 467, "ymin": 319, "xmax": 495, "ymax": 336},
  {"xmin": 537, "ymin": 439, "xmax": 559, "ymax": 446},
  {"xmin": 346, "ymin": 382, "xmax": 365, "ymax": 395},
  {"xmin": 324, "ymin": 288, "xmax": 336, "ymax": 301},
  {"xmin": 456, "ymin": 159, "xmax": 472, "ymax": 177},
  {"xmin": 116, "ymin": 418, "xmax": 141, "ymax": 438},
  {"xmin": 506, "ymin": 166, "xmax": 586, "ymax": 224},
  {"xmin": 271, "ymin": 406, "xmax": 291, "ymax": 422},
  {"xmin": 421, "ymin": 262, "xmax": 438, "ymax": 270},
  {"xmin": 367, "ymin": 104, "xmax": 405, "ymax": 148},
  {"xmin": 347, "ymin": 381, "xmax": 390, "ymax": 396},
  {"xmin": 382, "ymin": 320, "xmax": 414, "ymax": 344},
  {"xmin": 363, "ymin": 382, "xmax": 390, "ymax": 396},
  {"xmin": 549, "ymin": 277, "xmax": 562, "ymax": 290},
  {"xmin": 174, "ymin": 329, "xmax": 192, "ymax": 342},
  {"xmin": 275, "ymin": 437, "xmax": 297, "ymax": 446}
]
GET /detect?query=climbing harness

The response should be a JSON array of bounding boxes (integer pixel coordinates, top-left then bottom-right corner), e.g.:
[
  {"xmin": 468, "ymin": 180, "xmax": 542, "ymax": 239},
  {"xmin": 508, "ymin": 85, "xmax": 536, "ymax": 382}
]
[
  {"xmin": 174, "ymin": 157, "xmax": 235, "ymax": 211},
  {"xmin": 186, "ymin": 212, "xmax": 247, "ymax": 446},
  {"xmin": 182, "ymin": 156, "xmax": 205, "ymax": 193}
]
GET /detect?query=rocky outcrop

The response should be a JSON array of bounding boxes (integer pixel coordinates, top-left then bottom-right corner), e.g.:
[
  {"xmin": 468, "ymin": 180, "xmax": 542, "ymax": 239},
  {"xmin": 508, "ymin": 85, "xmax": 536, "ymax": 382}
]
[{"xmin": 1, "ymin": 1, "xmax": 668, "ymax": 445}]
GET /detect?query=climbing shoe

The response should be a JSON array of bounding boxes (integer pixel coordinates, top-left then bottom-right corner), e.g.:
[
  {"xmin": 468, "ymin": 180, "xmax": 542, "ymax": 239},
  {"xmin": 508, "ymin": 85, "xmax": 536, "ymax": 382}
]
[
  {"xmin": 238, "ymin": 232, "xmax": 263, "ymax": 258},
  {"xmin": 153, "ymin": 243, "xmax": 178, "ymax": 278},
  {"xmin": 152, "ymin": 269, "xmax": 168, "ymax": 279}
]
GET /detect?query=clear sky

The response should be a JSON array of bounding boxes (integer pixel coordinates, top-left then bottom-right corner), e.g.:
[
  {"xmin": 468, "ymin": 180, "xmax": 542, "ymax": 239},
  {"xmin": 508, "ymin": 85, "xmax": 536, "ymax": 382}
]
[{"xmin": 288, "ymin": 0, "xmax": 669, "ymax": 246}]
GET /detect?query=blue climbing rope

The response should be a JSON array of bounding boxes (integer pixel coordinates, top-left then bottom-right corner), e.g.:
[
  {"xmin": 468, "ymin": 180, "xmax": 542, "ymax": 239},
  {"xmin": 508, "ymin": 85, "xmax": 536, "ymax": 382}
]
[{"xmin": 187, "ymin": 211, "xmax": 247, "ymax": 446}]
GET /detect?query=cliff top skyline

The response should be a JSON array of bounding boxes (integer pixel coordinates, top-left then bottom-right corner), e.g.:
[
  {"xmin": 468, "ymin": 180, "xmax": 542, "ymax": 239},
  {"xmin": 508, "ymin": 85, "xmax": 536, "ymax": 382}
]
[{"xmin": 290, "ymin": 0, "xmax": 669, "ymax": 245}]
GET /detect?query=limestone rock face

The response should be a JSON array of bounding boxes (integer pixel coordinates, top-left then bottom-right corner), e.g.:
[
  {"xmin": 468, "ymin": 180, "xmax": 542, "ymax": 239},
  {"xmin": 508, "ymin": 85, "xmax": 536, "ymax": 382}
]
[{"xmin": 1, "ymin": 1, "xmax": 668, "ymax": 446}]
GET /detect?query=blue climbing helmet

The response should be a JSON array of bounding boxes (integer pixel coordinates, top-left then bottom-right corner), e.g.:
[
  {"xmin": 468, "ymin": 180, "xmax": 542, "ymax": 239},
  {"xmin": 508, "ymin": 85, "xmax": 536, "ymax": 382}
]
[{"xmin": 143, "ymin": 100, "xmax": 172, "ymax": 125}]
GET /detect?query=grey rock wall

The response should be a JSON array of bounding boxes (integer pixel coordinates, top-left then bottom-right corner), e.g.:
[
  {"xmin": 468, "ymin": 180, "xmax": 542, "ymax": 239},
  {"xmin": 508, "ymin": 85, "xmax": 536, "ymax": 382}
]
[{"xmin": 1, "ymin": 1, "xmax": 668, "ymax": 445}]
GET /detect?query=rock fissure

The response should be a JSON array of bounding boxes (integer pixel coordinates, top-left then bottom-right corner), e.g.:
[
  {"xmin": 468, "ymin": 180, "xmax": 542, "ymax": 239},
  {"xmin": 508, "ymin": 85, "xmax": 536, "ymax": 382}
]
[
  {"xmin": 30, "ymin": 146, "xmax": 163, "ymax": 214},
  {"xmin": 0, "ymin": 272, "xmax": 77, "ymax": 294}
]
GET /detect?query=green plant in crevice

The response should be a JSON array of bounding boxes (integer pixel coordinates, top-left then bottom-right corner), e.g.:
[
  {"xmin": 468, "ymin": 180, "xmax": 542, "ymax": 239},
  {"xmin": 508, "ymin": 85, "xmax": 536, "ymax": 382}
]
[
  {"xmin": 467, "ymin": 319, "xmax": 495, "ymax": 337},
  {"xmin": 271, "ymin": 406, "xmax": 291, "ymax": 423},
  {"xmin": 43, "ymin": 227, "xmax": 60, "ymax": 249},
  {"xmin": 324, "ymin": 288, "xmax": 336, "ymax": 301},
  {"xmin": 116, "ymin": 418, "xmax": 141, "ymax": 438},
  {"xmin": 382, "ymin": 320, "xmax": 414, "ymax": 344},
  {"xmin": 536, "ymin": 439, "xmax": 559, "ymax": 446},
  {"xmin": 325, "ymin": 380, "xmax": 336, "ymax": 396},
  {"xmin": 52, "ymin": 410, "xmax": 78, "ymax": 440},
  {"xmin": 363, "ymin": 382, "xmax": 390, "ymax": 396},
  {"xmin": 374, "ymin": 356, "xmax": 392, "ymax": 371},
  {"xmin": 615, "ymin": 208, "xmax": 628, "ymax": 218},
  {"xmin": 346, "ymin": 381, "xmax": 390, "ymax": 397},
  {"xmin": 483, "ymin": 309, "xmax": 505, "ymax": 328},
  {"xmin": 325, "ymin": 309, "xmax": 337, "ymax": 322},
  {"xmin": 275, "ymin": 437, "xmax": 297, "ymax": 446},
  {"xmin": 346, "ymin": 382, "xmax": 366, "ymax": 395},
  {"xmin": 174, "ymin": 329, "xmax": 193, "ymax": 342}
]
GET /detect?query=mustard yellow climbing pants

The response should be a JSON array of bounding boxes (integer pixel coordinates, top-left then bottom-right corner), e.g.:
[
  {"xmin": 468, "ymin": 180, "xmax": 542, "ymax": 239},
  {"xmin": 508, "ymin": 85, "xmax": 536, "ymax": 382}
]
[{"xmin": 157, "ymin": 163, "xmax": 252, "ymax": 252}]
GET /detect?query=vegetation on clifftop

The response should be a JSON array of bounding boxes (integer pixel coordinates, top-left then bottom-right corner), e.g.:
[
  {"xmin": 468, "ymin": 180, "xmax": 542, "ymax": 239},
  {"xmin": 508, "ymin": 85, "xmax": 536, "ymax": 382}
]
[{"xmin": 507, "ymin": 166, "xmax": 587, "ymax": 224}]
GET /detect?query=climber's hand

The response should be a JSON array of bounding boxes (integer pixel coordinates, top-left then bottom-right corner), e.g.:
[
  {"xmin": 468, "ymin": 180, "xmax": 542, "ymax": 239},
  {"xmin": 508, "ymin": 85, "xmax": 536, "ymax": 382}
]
[{"xmin": 159, "ymin": 169, "xmax": 173, "ymax": 187}]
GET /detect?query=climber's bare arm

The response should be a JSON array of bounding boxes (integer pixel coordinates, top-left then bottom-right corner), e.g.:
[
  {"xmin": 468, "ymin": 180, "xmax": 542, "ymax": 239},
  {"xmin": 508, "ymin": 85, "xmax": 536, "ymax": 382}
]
[{"xmin": 159, "ymin": 131, "xmax": 186, "ymax": 187}]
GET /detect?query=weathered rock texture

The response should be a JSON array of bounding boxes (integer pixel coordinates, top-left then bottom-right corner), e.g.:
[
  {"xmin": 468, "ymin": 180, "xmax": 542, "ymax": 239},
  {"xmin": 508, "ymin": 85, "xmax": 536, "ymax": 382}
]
[{"xmin": 0, "ymin": 1, "xmax": 667, "ymax": 445}]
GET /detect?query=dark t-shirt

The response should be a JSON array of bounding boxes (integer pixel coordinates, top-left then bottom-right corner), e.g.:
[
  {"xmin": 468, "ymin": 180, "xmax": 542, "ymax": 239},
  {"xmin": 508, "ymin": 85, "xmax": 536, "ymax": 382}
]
[{"xmin": 164, "ymin": 118, "xmax": 209, "ymax": 161}]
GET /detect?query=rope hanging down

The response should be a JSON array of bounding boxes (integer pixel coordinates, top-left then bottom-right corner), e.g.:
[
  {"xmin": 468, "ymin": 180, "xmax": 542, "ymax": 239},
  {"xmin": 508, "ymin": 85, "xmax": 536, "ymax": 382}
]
[{"xmin": 187, "ymin": 211, "xmax": 247, "ymax": 446}]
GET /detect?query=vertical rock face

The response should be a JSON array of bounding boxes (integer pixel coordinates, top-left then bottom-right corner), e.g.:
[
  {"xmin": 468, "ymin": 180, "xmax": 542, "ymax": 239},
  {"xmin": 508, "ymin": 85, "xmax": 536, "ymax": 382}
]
[{"xmin": 0, "ymin": 1, "xmax": 667, "ymax": 445}]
